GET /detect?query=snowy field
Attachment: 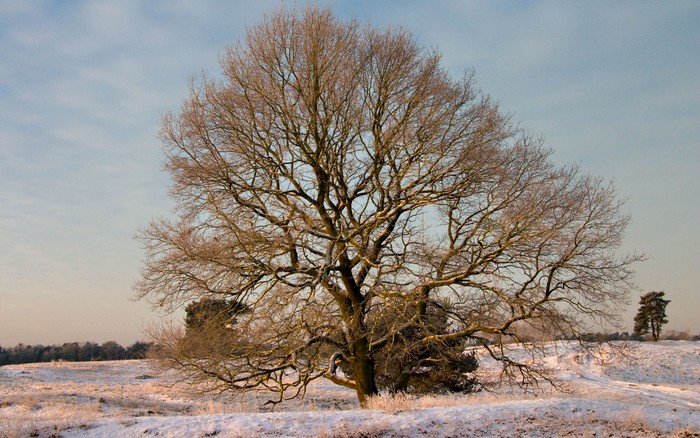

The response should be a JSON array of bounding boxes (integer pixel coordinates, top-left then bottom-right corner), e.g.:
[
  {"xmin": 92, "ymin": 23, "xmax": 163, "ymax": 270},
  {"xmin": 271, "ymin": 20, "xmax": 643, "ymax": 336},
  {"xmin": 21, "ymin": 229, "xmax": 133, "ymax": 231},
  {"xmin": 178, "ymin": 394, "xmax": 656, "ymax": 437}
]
[{"xmin": 1, "ymin": 341, "xmax": 698, "ymax": 437}]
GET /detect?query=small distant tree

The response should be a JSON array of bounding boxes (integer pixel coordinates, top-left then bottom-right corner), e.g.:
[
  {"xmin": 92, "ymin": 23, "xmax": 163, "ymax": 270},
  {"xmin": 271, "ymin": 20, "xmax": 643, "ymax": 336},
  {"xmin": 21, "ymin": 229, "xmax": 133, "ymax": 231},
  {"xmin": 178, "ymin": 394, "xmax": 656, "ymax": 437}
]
[
  {"xmin": 633, "ymin": 291, "xmax": 670, "ymax": 341},
  {"xmin": 146, "ymin": 298, "xmax": 253, "ymax": 380}
]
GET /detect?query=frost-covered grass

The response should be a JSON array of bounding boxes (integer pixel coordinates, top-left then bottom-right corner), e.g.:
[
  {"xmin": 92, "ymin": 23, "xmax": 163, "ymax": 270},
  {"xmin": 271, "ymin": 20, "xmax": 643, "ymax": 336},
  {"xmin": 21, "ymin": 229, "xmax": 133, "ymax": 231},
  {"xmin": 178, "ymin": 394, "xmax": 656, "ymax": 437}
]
[{"xmin": 1, "ymin": 341, "xmax": 698, "ymax": 437}]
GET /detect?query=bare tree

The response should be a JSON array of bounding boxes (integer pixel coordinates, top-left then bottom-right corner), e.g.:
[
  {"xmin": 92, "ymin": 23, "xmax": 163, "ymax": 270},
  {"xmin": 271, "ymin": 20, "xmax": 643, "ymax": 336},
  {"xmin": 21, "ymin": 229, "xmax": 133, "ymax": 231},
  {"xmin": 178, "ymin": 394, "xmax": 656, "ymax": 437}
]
[{"xmin": 136, "ymin": 6, "xmax": 642, "ymax": 406}]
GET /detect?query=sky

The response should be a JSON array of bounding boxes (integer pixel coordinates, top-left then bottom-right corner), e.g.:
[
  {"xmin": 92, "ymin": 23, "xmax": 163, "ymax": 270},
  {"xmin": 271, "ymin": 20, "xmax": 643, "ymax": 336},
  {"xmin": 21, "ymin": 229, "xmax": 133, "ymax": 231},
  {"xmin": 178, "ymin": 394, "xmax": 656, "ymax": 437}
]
[{"xmin": 0, "ymin": 1, "xmax": 698, "ymax": 347}]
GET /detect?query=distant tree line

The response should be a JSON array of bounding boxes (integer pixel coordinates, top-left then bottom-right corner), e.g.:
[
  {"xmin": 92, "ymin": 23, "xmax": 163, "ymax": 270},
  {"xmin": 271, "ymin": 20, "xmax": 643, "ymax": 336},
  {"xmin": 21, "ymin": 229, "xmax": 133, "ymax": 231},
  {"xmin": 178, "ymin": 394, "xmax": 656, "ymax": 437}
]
[
  {"xmin": 567, "ymin": 330, "xmax": 699, "ymax": 343},
  {"xmin": 0, "ymin": 341, "xmax": 153, "ymax": 366}
]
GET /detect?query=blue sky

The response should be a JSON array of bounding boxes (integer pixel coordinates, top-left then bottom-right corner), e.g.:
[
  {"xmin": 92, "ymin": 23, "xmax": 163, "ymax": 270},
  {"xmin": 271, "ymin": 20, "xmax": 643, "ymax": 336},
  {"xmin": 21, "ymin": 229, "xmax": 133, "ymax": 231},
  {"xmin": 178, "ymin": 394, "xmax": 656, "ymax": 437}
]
[{"xmin": 1, "ymin": 1, "xmax": 698, "ymax": 346}]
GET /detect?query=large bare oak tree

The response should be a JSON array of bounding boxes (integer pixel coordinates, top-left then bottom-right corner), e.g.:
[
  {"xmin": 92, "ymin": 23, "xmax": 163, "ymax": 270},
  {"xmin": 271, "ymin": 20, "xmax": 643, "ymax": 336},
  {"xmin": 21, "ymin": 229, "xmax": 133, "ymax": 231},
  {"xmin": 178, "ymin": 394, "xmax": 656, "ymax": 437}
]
[{"xmin": 136, "ymin": 7, "xmax": 641, "ymax": 406}]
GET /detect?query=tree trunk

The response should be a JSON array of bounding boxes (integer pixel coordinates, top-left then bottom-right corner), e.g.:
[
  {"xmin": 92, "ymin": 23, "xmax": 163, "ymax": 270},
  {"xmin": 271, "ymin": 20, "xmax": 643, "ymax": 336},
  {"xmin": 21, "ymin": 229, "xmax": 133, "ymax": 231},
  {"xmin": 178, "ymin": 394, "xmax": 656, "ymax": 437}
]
[{"xmin": 352, "ymin": 337, "xmax": 378, "ymax": 407}]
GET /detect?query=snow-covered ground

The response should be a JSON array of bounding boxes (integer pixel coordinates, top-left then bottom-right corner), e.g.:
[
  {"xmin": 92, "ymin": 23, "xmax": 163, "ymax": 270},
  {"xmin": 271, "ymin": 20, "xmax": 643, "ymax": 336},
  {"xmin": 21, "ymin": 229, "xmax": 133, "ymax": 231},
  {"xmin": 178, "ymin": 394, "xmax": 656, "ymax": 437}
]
[{"xmin": 1, "ymin": 341, "xmax": 698, "ymax": 437}]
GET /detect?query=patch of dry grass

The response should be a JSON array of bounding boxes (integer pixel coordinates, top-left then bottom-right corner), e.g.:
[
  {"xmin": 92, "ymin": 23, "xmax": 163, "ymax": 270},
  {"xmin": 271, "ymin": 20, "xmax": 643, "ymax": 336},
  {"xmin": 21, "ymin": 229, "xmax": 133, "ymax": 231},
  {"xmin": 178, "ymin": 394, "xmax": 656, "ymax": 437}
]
[
  {"xmin": 363, "ymin": 390, "xmax": 543, "ymax": 413},
  {"xmin": 189, "ymin": 399, "xmax": 260, "ymax": 415},
  {"xmin": 0, "ymin": 415, "xmax": 96, "ymax": 438}
]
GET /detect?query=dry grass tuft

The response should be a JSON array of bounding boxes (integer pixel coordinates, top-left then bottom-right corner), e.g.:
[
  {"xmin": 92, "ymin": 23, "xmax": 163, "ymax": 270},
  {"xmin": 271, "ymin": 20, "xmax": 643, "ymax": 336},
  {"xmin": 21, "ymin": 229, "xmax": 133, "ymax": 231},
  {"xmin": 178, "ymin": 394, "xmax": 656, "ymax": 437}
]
[
  {"xmin": 190, "ymin": 399, "xmax": 260, "ymax": 415},
  {"xmin": 674, "ymin": 428, "xmax": 700, "ymax": 438},
  {"xmin": 364, "ymin": 393, "xmax": 459, "ymax": 412},
  {"xmin": 619, "ymin": 408, "xmax": 653, "ymax": 431},
  {"xmin": 363, "ymin": 391, "xmax": 538, "ymax": 413},
  {"xmin": 317, "ymin": 420, "xmax": 393, "ymax": 438}
]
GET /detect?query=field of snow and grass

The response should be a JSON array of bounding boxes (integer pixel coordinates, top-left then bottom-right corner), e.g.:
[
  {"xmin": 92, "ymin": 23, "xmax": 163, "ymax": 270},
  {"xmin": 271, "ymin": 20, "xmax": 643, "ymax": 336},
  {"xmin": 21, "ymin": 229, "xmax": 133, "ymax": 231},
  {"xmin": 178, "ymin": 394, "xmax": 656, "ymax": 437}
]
[{"xmin": 1, "ymin": 341, "xmax": 698, "ymax": 437}]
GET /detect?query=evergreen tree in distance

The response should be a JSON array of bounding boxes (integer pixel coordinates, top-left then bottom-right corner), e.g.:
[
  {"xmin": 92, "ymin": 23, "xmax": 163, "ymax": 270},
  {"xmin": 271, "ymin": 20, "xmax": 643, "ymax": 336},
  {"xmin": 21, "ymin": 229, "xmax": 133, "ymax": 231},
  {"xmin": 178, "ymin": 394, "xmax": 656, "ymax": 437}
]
[
  {"xmin": 184, "ymin": 297, "xmax": 248, "ymax": 332},
  {"xmin": 633, "ymin": 291, "xmax": 670, "ymax": 341}
]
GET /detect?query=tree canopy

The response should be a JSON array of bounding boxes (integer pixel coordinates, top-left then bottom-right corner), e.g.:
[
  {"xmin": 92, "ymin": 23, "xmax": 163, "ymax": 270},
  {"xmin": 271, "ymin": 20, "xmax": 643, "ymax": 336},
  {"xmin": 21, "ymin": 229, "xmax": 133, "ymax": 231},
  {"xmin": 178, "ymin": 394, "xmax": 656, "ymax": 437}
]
[{"xmin": 136, "ymin": 6, "xmax": 641, "ymax": 406}]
